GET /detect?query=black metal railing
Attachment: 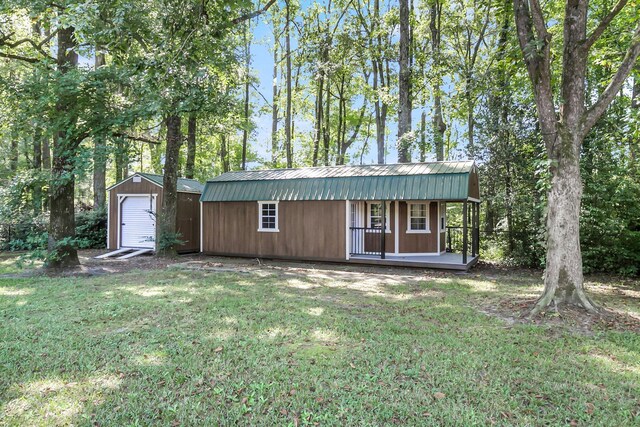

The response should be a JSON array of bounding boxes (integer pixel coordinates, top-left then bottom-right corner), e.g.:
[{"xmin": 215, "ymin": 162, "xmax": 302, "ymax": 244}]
[{"xmin": 350, "ymin": 227, "xmax": 385, "ymax": 257}]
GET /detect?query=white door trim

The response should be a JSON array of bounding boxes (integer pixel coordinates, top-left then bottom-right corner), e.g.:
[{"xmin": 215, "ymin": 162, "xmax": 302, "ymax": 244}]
[
  {"xmin": 117, "ymin": 194, "xmax": 157, "ymax": 250},
  {"xmin": 394, "ymin": 201, "xmax": 399, "ymax": 255},
  {"xmin": 345, "ymin": 200, "xmax": 350, "ymax": 260},
  {"xmin": 200, "ymin": 201, "xmax": 203, "ymax": 253}
]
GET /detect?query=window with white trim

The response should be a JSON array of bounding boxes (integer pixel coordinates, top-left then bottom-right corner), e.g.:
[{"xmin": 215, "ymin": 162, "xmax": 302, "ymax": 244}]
[
  {"xmin": 367, "ymin": 202, "xmax": 390, "ymax": 232},
  {"xmin": 258, "ymin": 201, "xmax": 279, "ymax": 232},
  {"xmin": 407, "ymin": 202, "xmax": 430, "ymax": 233}
]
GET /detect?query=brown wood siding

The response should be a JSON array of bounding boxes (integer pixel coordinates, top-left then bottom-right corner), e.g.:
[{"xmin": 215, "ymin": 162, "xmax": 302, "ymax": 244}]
[
  {"xmin": 469, "ymin": 170, "xmax": 480, "ymax": 200},
  {"xmin": 202, "ymin": 200, "xmax": 346, "ymax": 261},
  {"xmin": 176, "ymin": 193, "xmax": 200, "ymax": 253},
  {"xmin": 108, "ymin": 178, "xmax": 163, "ymax": 250},
  {"xmin": 398, "ymin": 201, "xmax": 439, "ymax": 253}
]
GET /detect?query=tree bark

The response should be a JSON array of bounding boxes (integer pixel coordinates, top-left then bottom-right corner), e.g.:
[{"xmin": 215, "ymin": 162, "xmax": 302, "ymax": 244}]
[
  {"xmin": 419, "ymin": 110, "xmax": 426, "ymax": 162},
  {"xmin": 536, "ymin": 132, "xmax": 597, "ymax": 312},
  {"xmin": 312, "ymin": 72, "xmax": 324, "ymax": 166},
  {"xmin": 430, "ymin": 0, "xmax": 446, "ymax": 161},
  {"xmin": 47, "ymin": 25, "xmax": 80, "ymax": 269},
  {"xmin": 323, "ymin": 76, "xmax": 331, "ymax": 166},
  {"xmin": 185, "ymin": 114, "xmax": 196, "ymax": 179},
  {"xmin": 157, "ymin": 114, "xmax": 181, "ymax": 257},
  {"xmin": 93, "ymin": 48, "xmax": 107, "ymax": 211},
  {"xmin": 33, "ymin": 126, "xmax": 43, "ymax": 215},
  {"xmin": 284, "ymin": 0, "xmax": 293, "ymax": 168},
  {"xmin": 271, "ymin": 30, "xmax": 279, "ymax": 166},
  {"xmin": 241, "ymin": 21, "xmax": 251, "ymax": 171},
  {"xmin": 220, "ymin": 134, "xmax": 230, "ymax": 172},
  {"xmin": 397, "ymin": 0, "xmax": 412, "ymax": 163}
]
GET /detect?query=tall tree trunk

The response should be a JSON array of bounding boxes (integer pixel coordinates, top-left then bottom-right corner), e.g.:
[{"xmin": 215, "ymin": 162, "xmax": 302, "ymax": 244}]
[
  {"xmin": 430, "ymin": 0, "xmax": 446, "ymax": 161},
  {"xmin": 42, "ymin": 137, "xmax": 51, "ymax": 170},
  {"xmin": 33, "ymin": 127, "xmax": 43, "ymax": 215},
  {"xmin": 419, "ymin": 110, "xmax": 426, "ymax": 162},
  {"xmin": 157, "ymin": 114, "xmax": 181, "ymax": 257},
  {"xmin": 631, "ymin": 65, "xmax": 640, "ymax": 162},
  {"xmin": 47, "ymin": 25, "xmax": 80, "ymax": 269},
  {"xmin": 185, "ymin": 114, "xmax": 196, "ymax": 179},
  {"xmin": 114, "ymin": 137, "xmax": 126, "ymax": 182},
  {"xmin": 336, "ymin": 76, "xmax": 345, "ymax": 165},
  {"xmin": 397, "ymin": 0, "xmax": 412, "ymax": 163},
  {"xmin": 220, "ymin": 134, "xmax": 230, "ymax": 172},
  {"xmin": 466, "ymin": 75, "xmax": 475, "ymax": 157},
  {"xmin": 284, "ymin": 0, "xmax": 293, "ymax": 168},
  {"xmin": 93, "ymin": 48, "xmax": 107, "ymax": 211},
  {"xmin": 241, "ymin": 22, "xmax": 251, "ymax": 171},
  {"xmin": 10, "ymin": 135, "xmax": 18, "ymax": 172},
  {"xmin": 271, "ymin": 33, "xmax": 279, "ymax": 166},
  {"xmin": 323, "ymin": 78, "xmax": 331, "ymax": 166},
  {"xmin": 312, "ymin": 76, "xmax": 324, "ymax": 166}
]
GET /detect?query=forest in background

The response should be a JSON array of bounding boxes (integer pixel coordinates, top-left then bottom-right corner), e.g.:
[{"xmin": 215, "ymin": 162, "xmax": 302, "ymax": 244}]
[{"xmin": 0, "ymin": 0, "xmax": 639, "ymax": 275}]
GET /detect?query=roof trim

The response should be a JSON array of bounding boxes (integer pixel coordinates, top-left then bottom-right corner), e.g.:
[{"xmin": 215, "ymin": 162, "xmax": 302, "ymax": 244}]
[
  {"xmin": 106, "ymin": 174, "xmax": 162, "ymax": 192},
  {"xmin": 107, "ymin": 173, "xmax": 204, "ymax": 194},
  {"xmin": 206, "ymin": 160, "xmax": 476, "ymax": 183}
]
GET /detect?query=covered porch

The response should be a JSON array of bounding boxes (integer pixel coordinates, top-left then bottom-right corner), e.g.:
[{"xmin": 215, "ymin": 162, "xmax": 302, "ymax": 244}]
[{"xmin": 346, "ymin": 198, "xmax": 481, "ymax": 271}]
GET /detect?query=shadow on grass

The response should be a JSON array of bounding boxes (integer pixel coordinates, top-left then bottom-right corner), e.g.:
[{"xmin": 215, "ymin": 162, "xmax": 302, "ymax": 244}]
[{"xmin": 0, "ymin": 267, "xmax": 639, "ymax": 425}]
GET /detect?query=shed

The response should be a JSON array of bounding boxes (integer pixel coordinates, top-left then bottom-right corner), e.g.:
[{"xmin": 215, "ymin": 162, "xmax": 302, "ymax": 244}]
[
  {"xmin": 106, "ymin": 173, "xmax": 204, "ymax": 253},
  {"xmin": 200, "ymin": 161, "xmax": 480, "ymax": 270}
]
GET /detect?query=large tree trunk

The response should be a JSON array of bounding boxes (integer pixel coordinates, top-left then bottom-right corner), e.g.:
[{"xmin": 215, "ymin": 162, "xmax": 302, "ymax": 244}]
[
  {"xmin": 185, "ymin": 114, "xmax": 196, "ymax": 179},
  {"xmin": 93, "ymin": 49, "xmax": 107, "ymax": 211},
  {"xmin": 157, "ymin": 115, "xmax": 181, "ymax": 257},
  {"xmin": 533, "ymin": 132, "xmax": 597, "ymax": 314},
  {"xmin": 397, "ymin": 0, "xmax": 412, "ymax": 163},
  {"xmin": 47, "ymin": 25, "xmax": 80, "ymax": 269}
]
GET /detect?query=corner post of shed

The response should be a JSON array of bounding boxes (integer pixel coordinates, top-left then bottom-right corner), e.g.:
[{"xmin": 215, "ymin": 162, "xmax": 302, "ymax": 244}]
[
  {"xmin": 381, "ymin": 200, "xmax": 386, "ymax": 260},
  {"xmin": 462, "ymin": 201, "xmax": 468, "ymax": 264}
]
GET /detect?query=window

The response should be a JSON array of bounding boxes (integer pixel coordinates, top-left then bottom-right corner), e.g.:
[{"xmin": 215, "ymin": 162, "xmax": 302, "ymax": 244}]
[
  {"xmin": 258, "ymin": 201, "xmax": 279, "ymax": 232},
  {"xmin": 367, "ymin": 202, "xmax": 390, "ymax": 232},
  {"xmin": 407, "ymin": 202, "xmax": 430, "ymax": 233}
]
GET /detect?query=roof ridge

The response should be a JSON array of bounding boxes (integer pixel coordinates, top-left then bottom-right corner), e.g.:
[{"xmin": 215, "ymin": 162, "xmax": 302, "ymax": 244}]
[{"xmin": 218, "ymin": 160, "xmax": 473, "ymax": 175}]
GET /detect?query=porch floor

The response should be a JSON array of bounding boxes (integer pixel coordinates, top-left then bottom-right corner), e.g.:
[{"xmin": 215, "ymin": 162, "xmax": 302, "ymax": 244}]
[{"xmin": 348, "ymin": 252, "xmax": 479, "ymax": 271}]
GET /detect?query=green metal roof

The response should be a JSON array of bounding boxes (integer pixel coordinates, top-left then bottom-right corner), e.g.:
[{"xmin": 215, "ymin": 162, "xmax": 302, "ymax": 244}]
[
  {"xmin": 108, "ymin": 173, "xmax": 204, "ymax": 194},
  {"xmin": 201, "ymin": 161, "xmax": 477, "ymax": 202}
]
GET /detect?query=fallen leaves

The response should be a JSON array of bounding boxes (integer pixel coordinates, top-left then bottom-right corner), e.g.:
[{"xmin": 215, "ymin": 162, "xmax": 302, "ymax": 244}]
[
  {"xmin": 585, "ymin": 402, "xmax": 595, "ymax": 415},
  {"xmin": 433, "ymin": 392, "xmax": 446, "ymax": 400}
]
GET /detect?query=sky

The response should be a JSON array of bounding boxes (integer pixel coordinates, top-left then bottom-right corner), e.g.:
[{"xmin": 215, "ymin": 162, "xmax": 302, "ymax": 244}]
[{"xmin": 245, "ymin": 6, "xmax": 468, "ymax": 168}]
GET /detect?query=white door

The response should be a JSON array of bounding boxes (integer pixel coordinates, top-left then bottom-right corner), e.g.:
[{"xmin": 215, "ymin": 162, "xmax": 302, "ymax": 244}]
[
  {"xmin": 120, "ymin": 196, "xmax": 156, "ymax": 249},
  {"xmin": 350, "ymin": 202, "xmax": 365, "ymax": 254}
]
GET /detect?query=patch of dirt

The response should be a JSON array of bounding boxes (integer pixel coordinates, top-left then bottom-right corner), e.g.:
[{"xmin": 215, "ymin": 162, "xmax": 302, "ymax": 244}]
[{"xmin": 476, "ymin": 297, "xmax": 640, "ymax": 335}]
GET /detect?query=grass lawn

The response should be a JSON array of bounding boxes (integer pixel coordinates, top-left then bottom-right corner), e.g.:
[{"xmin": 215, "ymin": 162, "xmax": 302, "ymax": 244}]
[{"xmin": 0, "ymin": 255, "xmax": 638, "ymax": 426}]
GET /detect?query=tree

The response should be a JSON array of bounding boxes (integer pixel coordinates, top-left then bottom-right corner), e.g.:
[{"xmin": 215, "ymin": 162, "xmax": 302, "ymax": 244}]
[
  {"xmin": 513, "ymin": 0, "xmax": 640, "ymax": 314},
  {"xmin": 429, "ymin": 0, "xmax": 446, "ymax": 161},
  {"xmin": 397, "ymin": 0, "xmax": 412, "ymax": 162}
]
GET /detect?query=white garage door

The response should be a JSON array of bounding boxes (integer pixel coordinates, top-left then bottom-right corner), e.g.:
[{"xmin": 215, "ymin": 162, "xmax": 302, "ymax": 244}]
[{"xmin": 120, "ymin": 196, "xmax": 156, "ymax": 249}]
